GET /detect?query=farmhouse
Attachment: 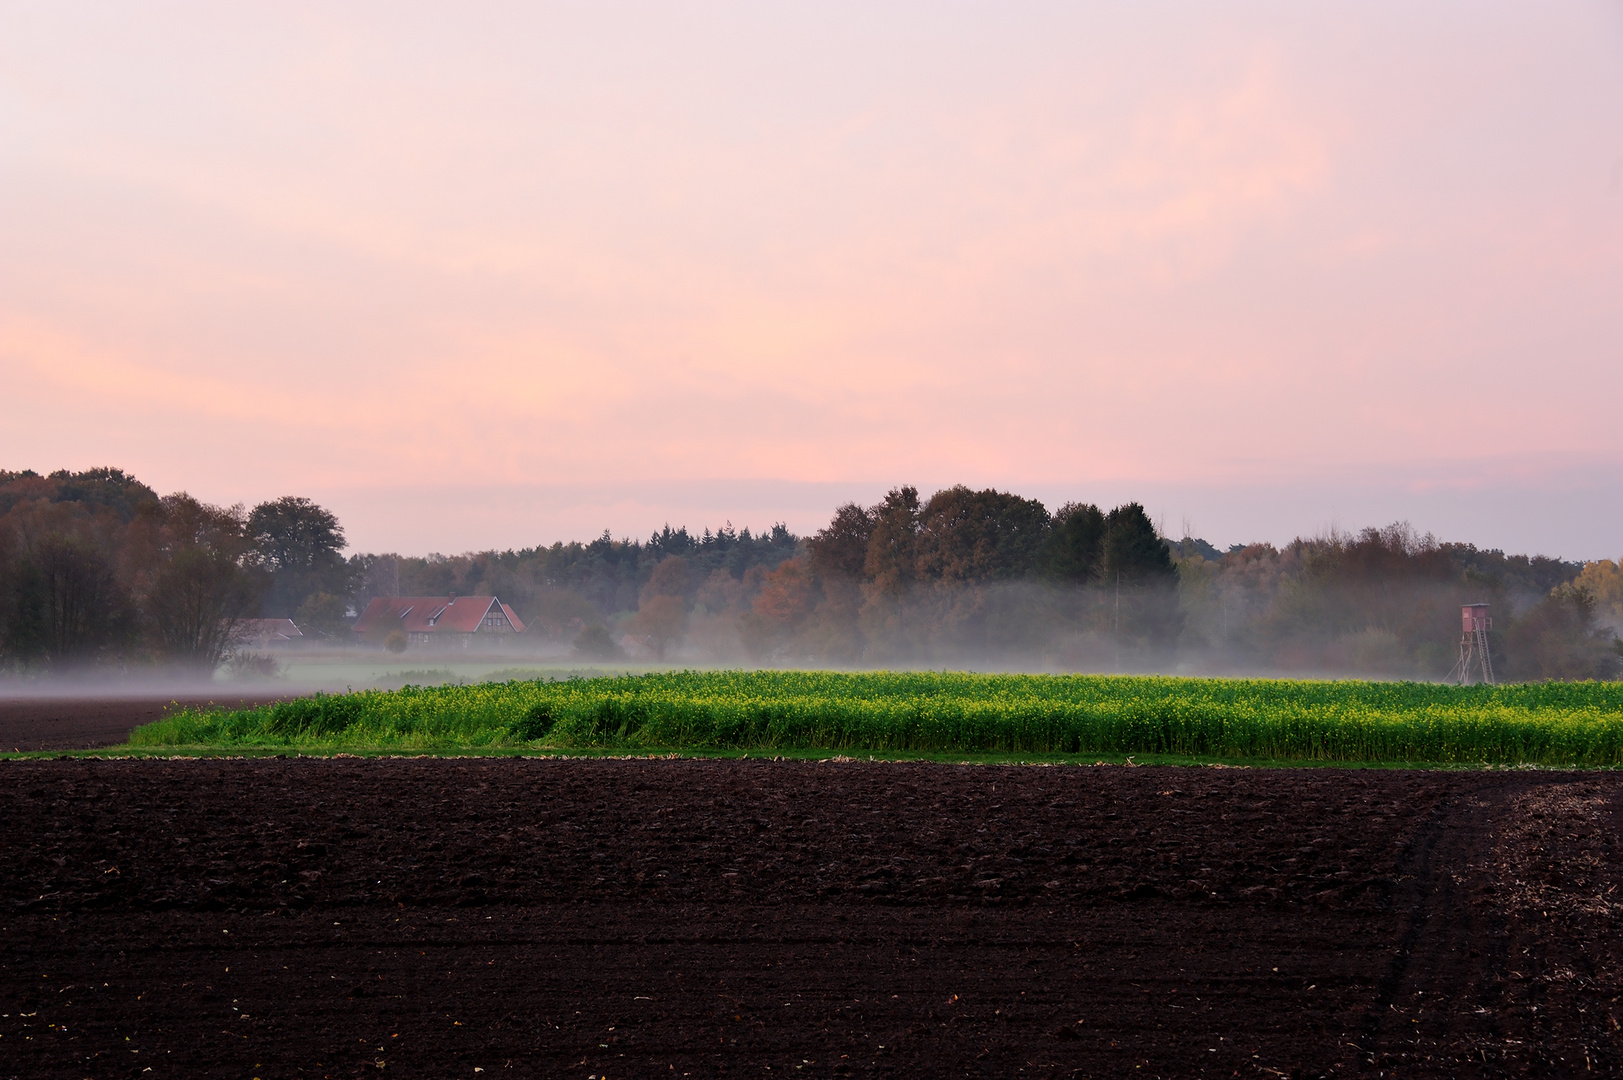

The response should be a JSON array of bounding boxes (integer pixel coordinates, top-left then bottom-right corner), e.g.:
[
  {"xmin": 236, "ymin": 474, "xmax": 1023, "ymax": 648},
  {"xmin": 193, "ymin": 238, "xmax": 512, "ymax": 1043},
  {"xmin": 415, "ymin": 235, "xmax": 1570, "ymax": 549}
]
[{"xmin": 352, "ymin": 594, "xmax": 526, "ymax": 649}]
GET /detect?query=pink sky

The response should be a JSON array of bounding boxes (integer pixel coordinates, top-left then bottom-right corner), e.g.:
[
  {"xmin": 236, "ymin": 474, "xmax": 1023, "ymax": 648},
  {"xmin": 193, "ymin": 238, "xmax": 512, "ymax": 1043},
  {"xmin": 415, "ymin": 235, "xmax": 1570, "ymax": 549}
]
[{"xmin": 3, "ymin": 3, "xmax": 1621, "ymax": 557}]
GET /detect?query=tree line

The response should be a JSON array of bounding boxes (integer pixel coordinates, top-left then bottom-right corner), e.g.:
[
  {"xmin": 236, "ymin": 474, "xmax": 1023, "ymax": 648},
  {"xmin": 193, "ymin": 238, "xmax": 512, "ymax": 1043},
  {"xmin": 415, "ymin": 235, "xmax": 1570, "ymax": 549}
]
[
  {"xmin": 736, "ymin": 486, "xmax": 1183, "ymax": 665},
  {"xmin": 0, "ymin": 469, "xmax": 348, "ymax": 671},
  {"xmin": 2, "ymin": 467, "xmax": 1618, "ymax": 680},
  {"xmin": 1172, "ymin": 525, "xmax": 1620, "ymax": 681}
]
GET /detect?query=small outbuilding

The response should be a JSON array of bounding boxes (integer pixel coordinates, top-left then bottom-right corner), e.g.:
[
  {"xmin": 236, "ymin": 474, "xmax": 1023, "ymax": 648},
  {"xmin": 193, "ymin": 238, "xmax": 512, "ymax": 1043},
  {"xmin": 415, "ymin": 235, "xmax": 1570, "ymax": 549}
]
[
  {"xmin": 236, "ymin": 618, "xmax": 306, "ymax": 649},
  {"xmin": 619, "ymin": 633, "xmax": 656, "ymax": 659}
]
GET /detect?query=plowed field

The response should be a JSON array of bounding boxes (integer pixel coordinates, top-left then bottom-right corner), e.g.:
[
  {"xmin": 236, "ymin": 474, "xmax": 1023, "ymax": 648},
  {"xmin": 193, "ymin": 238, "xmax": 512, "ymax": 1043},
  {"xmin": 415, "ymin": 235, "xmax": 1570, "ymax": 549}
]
[
  {"xmin": 3, "ymin": 758, "xmax": 1620, "ymax": 1078},
  {"xmin": 0, "ymin": 694, "xmax": 296, "ymax": 753}
]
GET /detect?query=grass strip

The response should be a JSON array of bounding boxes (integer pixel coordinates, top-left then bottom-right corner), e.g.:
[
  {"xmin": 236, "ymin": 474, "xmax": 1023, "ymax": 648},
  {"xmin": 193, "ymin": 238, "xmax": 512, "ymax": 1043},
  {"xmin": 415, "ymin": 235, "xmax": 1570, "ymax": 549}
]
[{"xmin": 118, "ymin": 670, "xmax": 1623, "ymax": 767}]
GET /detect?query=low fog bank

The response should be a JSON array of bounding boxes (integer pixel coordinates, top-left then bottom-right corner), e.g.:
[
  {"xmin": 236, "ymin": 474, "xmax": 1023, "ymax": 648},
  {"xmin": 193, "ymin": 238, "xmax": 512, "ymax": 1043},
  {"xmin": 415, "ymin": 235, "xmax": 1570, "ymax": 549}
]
[
  {"xmin": 0, "ymin": 665, "xmax": 331, "ymax": 701},
  {"xmin": 582, "ymin": 558, "xmax": 1618, "ymax": 683},
  {"xmin": 4, "ymin": 469, "xmax": 1619, "ymax": 687},
  {"xmin": 358, "ymin": 491, "xmax": 1622, "ymax": 684}
]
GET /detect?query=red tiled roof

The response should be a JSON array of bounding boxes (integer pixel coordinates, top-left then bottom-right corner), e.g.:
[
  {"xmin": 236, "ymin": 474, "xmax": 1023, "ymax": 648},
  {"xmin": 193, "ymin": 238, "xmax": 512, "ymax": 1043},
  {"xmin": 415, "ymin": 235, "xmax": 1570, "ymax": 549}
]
[{"xmin": 352, "ymin": 596, "xmax": 525, "ymax": 635}]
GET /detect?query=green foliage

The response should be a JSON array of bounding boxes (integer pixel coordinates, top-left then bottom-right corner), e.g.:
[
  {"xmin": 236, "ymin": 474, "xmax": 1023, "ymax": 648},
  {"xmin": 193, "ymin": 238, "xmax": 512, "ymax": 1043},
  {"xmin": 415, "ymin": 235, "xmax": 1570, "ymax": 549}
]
[{"xmin": 129, "ymin": 670, "xmax": 1623, "ymax": 766}]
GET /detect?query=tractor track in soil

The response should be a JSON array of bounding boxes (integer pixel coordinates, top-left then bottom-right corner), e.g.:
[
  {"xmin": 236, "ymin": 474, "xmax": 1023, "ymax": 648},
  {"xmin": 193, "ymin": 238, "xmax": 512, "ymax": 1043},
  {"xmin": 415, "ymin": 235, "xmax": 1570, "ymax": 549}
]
[
  {"xmin": 1356, "ymin": 784, "xmax": 1513, "ymax": 1072},
  {"xmin": 2, "ymin": 757, "xmax": 1621, "ymax": 1078}
]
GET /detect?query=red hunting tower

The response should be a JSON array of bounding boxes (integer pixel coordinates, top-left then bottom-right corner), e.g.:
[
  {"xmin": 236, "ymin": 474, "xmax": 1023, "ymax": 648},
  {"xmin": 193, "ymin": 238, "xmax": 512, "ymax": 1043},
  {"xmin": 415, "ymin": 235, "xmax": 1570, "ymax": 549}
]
[{"xmin": 1455, "ymin": 603, "xmax": 1495, "ymax": 685}]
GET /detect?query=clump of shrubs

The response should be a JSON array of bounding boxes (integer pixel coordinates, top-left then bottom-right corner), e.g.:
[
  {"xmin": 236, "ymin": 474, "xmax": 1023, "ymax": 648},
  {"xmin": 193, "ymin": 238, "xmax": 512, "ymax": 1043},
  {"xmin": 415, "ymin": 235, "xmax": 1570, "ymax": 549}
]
[{"xmin": 571, "ymin": 625, "xmax": 623, "ymax": 660}]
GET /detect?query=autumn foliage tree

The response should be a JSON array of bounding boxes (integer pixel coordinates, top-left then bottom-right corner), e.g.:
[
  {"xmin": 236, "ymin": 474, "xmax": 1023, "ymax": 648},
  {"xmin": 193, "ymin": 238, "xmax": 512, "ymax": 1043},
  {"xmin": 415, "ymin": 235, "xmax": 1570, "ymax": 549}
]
[
  {"xmin": 1574, "ymin": 559, "xmax": 1623, "ymax": 632},
  {"xmin": 740, "ymin": 557, "xmax": 819, "ymax": 661},
  {"xmin": 635, "ymin": 556, "xmax": 692, "ymax": 661}
]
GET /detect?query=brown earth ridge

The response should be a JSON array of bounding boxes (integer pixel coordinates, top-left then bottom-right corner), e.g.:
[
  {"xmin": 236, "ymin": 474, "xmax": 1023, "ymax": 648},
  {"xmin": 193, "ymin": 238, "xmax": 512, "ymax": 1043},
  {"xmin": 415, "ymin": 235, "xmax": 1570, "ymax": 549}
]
[{"xmin": 2, "ymin": 756, "xmax": 1621, "ymax": 1078}]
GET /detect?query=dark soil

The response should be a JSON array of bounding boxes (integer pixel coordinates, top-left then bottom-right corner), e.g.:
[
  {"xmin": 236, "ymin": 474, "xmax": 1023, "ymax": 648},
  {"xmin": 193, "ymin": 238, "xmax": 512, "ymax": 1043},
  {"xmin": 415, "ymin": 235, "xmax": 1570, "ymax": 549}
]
[
  {"xmin": 0, "ymin": 695, "xmax": 295, "ymax": 752},
  {"xmin": 2, "ymin": 758, "xmax": 1621, "ymax": 1079}
]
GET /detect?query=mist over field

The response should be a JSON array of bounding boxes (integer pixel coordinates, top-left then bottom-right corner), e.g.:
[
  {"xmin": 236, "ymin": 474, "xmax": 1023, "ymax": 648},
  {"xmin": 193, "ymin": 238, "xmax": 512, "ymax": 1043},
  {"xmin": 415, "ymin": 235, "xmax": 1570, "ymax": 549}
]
[
  {"xmin": 358, "ymin": 491, "xmax": 1621, "ymax": 683},
  {"xmin": 2, "ymin": 468, "xmax": 1618, "ymax": 688}
]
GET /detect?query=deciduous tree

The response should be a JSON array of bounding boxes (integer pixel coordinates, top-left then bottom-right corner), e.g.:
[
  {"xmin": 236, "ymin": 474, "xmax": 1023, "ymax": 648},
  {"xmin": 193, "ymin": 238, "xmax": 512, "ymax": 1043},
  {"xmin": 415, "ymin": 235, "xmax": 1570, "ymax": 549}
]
[
  {"xmin": 739, "ymin": 556, "xmax": 820, "ymax": 661},
  {"xmin": 863, "ymin": 486, "xmax": 921, "ymax": 598},
  {"xmin": 248, "ymin": 496, "xmax": 349, "ymax": 618},
  {"xmin": 144, "ymin": 495, "xmax": 261, "ymax": 669},
  {"xmin": 1500, "ymin": 584, "xmax": 1622, "ymax": 681},
  {"xmin": 808, "ymin": 503, "xmax": 875, "ymax": 580},
  {"xmin": 915, "ymin": 486, "xmax": 1050, "ymax": 583},
  {"xmin": 29, "ymin": 534, "xmax": 131, "ymax": 663}
]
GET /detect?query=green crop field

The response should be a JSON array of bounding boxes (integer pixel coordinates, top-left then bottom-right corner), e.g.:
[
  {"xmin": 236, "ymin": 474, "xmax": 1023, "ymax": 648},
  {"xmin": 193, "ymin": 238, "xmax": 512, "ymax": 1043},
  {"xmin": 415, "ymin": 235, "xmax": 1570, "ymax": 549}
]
[{"xmin": 124, "ymin": 670, "xmax": 1623, "ymax": 766}]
